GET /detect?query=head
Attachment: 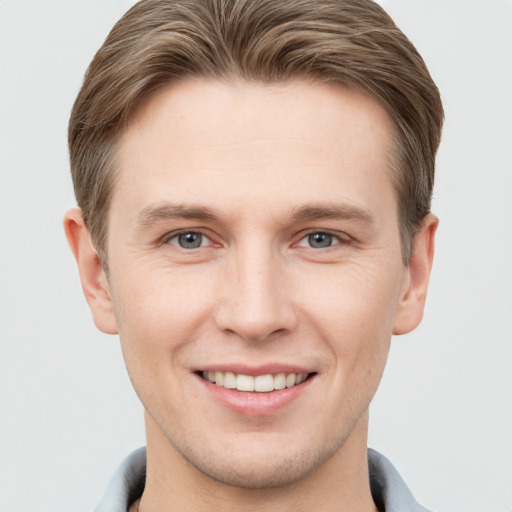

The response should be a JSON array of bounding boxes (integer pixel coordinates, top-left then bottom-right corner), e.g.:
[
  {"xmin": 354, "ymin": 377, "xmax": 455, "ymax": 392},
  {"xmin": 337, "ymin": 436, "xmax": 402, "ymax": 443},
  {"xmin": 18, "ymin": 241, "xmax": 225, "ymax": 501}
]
[
  {"xmin": 65, "ymin": 0, "xmax": 443, "ymax": 497},
  {"xmin": 69, "ymin": 0, "xmax": 443, "ymax": 266}
]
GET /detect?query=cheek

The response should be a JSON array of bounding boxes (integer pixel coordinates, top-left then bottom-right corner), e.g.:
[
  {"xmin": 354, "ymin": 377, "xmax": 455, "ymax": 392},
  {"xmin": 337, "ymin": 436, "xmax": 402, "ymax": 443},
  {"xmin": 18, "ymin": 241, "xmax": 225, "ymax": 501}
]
[
  {"xmin": 110, "ymin": 260, "xmax": 217, "ymax": 359},
  {"xmin": 300, "ymin": 260, "xmax": 403, "ymax": 332},
  {"xmin": 109, "ymin": 264, "xmax": 217, "ymax": 413},
  {"xmin": 297, "ymin": 261, "xmax": 402, "ymax": 380}
]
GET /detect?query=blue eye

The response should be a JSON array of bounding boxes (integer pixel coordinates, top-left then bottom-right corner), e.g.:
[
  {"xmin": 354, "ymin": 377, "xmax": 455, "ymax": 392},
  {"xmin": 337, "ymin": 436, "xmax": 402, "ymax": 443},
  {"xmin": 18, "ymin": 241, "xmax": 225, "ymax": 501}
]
[
  {"xmin": 296, "ymin": 231, "xmax": 344, "ymax": 249},
  {"xmin": 307, "ymin": 232, "xmax": 334, "ymax": 248},
  {"xmin": 170, "ymin": 232, "xmax": 205, "ymax": 249}
]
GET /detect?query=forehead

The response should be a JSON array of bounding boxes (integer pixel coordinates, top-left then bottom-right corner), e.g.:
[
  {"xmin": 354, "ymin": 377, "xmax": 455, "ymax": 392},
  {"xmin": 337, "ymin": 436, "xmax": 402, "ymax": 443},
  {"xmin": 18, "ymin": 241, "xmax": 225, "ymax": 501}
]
[{"xmin": 114, "ymin": 79, "xmax": 396, "ymax": 223}]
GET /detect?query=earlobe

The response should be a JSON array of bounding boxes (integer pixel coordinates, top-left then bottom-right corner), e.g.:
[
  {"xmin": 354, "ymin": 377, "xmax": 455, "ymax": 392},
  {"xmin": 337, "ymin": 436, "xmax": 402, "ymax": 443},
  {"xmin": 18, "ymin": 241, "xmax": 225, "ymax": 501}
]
[
  {"xmin": 63, "ymin": 208, "xmax": 118, "ymax": 335},
  {"xmin": 393, "ymin": 214, "xmax": 438, "ymax": 335}
]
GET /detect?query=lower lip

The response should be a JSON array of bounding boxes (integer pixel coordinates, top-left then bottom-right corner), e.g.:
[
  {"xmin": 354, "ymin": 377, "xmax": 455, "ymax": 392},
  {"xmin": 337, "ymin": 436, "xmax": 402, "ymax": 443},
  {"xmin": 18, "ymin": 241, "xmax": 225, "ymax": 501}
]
[{"xmin": 196, "ymin": 374, "xmax": 315, "ymax": 416}]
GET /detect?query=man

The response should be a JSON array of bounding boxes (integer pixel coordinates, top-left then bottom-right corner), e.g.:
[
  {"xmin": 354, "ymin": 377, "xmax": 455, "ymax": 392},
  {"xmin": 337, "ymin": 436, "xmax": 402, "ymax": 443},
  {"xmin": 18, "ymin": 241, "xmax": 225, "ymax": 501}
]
[{"xmin": 64, "ymin": 0, "xmax": 443, "ymax": 510}]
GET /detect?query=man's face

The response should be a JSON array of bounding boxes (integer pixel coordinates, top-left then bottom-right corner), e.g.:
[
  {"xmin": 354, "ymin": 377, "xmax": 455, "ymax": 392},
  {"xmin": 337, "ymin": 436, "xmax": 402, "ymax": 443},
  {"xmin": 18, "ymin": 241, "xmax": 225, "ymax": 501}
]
[{"xmin": 104, "ymin": 80, "xmax": 412, "ymax": 487}]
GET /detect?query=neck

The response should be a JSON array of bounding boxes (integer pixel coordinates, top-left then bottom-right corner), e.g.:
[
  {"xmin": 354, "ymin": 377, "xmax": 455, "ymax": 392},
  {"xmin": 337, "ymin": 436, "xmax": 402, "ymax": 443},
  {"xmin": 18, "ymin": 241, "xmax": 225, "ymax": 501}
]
[{"xmin": 138, "ymin": 412, "xmax": 377, "ymax": 512}]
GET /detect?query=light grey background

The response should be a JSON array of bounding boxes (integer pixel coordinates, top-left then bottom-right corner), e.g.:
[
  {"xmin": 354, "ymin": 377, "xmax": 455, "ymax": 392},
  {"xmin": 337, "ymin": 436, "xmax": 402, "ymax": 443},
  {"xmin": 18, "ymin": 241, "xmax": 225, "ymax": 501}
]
[{"xmin": 1, "ymin": 1, "xmax": 511, "ymax": 511}]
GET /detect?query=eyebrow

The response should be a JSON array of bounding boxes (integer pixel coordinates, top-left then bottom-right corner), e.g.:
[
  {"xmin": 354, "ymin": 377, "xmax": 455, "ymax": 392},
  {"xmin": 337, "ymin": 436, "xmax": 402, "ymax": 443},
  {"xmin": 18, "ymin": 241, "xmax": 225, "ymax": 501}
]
[
  {"xmin": 135, "ymin": 201, "xmax": 375, "ymax": 227},
  {"xmin": 291, "ymin": 203, "xmax": 375, "ymax": 225},
  {"xmin": 136, "ymin": 203, "xmax": 218, "ymax": 226}
]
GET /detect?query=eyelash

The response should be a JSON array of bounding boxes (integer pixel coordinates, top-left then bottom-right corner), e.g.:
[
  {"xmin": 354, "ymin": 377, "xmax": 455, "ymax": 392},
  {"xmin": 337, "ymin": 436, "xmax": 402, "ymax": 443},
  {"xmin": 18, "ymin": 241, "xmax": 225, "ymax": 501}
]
[
  {"xmin": 162, "ymin": 230, "xmax": 214, "ymax": 249},
  {"xmin": 295, "ymin": 230, "xmax": 349, "ymax": 249},
  {"xmin": 162, "ymin": 229, "xmax": 350, "ymax": 250}
]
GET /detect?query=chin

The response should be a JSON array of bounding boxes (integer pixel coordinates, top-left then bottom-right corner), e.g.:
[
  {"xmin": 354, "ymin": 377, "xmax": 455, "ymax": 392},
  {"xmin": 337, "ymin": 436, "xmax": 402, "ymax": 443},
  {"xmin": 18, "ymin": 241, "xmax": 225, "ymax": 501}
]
[
  {"xmin": 175, "ymin": 429, "xmax": 348, "ymax": 489},
  {"xmin": 186, "ymin": 450, "xmax": 324, "ymax": 489}
]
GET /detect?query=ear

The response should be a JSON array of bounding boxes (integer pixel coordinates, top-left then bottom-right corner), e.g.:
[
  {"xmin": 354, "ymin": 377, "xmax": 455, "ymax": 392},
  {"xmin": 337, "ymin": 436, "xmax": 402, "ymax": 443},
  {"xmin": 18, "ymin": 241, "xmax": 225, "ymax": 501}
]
[
  {"xmin": 63, "ymin": 208, "xmax": 118, "ymax": 335},
  {"xmin": 393, "ymin": 213, "xmax": 438, "ymax": 335}
]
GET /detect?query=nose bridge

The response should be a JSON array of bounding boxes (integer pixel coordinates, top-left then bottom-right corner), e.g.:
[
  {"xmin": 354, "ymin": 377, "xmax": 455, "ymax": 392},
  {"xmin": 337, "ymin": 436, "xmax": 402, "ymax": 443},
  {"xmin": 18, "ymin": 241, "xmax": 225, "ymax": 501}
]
[{"xmin": 215, "ymin": 239, "xmax": 296, "ymax": 341}]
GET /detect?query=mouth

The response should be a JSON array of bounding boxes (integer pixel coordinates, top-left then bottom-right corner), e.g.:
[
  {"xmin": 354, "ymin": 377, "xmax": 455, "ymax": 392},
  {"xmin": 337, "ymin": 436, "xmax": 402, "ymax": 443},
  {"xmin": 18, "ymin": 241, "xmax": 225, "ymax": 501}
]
[
  {"xmin": 199, "ymin": 370, "xmax": 314, "ymax": 392},
  {"xmin": 195, "ymin": 367, "xmax": 317, "ymax": 415}
]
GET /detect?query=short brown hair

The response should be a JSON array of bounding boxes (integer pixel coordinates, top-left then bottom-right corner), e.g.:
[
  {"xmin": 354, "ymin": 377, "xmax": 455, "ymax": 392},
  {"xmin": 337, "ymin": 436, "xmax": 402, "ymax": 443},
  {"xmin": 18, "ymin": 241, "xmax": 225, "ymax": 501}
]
[{"xmin": 69, "ymin": 0, "xmax": 443, "ymax": 264}]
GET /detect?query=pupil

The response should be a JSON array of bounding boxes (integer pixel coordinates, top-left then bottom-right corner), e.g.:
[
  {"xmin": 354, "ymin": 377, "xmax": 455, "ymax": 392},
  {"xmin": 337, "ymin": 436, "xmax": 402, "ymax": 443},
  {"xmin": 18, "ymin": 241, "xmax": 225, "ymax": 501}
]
[
  {"xmin": 308, "ymin": 232, "xmax": 332, "ymax": 248},
  {"xmin": 178, "ymin": 232, "xmax": 202, "ymax": 248}
]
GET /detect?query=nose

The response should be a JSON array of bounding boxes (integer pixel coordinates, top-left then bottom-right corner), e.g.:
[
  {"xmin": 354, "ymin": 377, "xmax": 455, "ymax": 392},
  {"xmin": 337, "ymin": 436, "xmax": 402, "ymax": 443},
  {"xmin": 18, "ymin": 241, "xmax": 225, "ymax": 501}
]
[{"xmin": 214, "ymin": 246, "xmax": 298, "ymax": 343}]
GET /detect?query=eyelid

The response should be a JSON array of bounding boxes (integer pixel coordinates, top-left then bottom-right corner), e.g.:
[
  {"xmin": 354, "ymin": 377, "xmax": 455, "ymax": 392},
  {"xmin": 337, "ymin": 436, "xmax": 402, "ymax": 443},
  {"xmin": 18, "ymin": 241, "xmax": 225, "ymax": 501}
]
[
  {"xmin": 294, "ymin": 229, "xmax": 351, "ymax": 248},
  {"xmin": 161, "ymin": 229, "xmax": 216, "ymax": 247},
  {"xmin": 158, "ymin": 228, "xmax": 351, "ymax": 249}
]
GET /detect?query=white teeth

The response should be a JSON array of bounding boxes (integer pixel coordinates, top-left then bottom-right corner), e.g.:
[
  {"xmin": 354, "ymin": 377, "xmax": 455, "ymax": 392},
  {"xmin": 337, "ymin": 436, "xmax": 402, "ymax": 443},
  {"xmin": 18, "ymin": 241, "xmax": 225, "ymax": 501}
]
[
  {"xmin": 274, "ymin": 373, "xmax": 286, "ymax": 390},
  {"xmin": 214, "ymin": 371, "xmax": 224, "ymax": 386},
  {"xmin": 202, "ymin": 371, "xmax": 309, "ymax": 392},
  {"xmin": 254, "ymin": 374, "xmax": 274, "ymax": 392},
  {"xmin": 223, "ymin": 371, "xmax": 236, "ymax": 389},
  {"xmin": 236, "ymin": 374, "xmax": 255, "ymax": 392}
]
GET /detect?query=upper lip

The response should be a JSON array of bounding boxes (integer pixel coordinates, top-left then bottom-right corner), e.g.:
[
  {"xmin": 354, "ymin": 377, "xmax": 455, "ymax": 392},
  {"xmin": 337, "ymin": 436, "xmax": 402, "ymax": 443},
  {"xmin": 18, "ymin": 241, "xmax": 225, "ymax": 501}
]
[{"xmin": 194, "ymin": 364, "xmax": 315, "ymax": 376}]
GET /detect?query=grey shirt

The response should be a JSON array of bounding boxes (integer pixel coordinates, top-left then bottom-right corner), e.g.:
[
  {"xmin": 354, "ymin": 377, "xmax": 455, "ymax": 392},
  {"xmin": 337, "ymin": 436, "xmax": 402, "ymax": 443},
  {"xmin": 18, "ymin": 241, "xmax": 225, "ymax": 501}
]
[{"xmin": 93, "ymin": 447, "xmax": 431, "ymax": 512}]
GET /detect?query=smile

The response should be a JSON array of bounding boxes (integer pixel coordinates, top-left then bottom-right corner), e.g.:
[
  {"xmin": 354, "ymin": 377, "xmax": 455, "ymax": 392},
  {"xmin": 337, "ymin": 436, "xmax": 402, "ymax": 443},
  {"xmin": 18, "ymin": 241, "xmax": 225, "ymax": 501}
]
[{"xmin": 201, "ymin": 371, "xmax": 311, "ymax": 392}]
